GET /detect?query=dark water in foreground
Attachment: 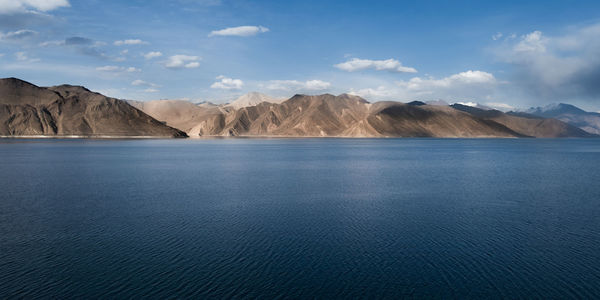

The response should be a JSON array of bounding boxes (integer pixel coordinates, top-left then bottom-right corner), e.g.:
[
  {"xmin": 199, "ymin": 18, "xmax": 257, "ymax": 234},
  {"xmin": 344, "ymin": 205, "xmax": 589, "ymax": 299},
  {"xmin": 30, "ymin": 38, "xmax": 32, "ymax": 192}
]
[{"xmin": 1, "ymin": 138, "xmax": 600, "ymax": 298}]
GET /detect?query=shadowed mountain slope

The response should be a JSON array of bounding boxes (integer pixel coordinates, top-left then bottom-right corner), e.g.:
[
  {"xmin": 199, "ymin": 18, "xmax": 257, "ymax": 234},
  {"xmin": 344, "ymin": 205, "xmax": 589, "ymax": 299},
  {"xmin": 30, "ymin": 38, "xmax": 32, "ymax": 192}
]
[
  {"xmin": 137, "ymin": 94, "xmax": 532, "ymax": 138},
  {"xmin": 451, "ymin": 104, "xmax": 595, "ymax": 138},
  {"xmin": 0, "ymin": 78, "xmax": 186, "ymax": 137},
  {"xmin": 526, "ymin": 103, "xmax": 600, "ymax": 135}
]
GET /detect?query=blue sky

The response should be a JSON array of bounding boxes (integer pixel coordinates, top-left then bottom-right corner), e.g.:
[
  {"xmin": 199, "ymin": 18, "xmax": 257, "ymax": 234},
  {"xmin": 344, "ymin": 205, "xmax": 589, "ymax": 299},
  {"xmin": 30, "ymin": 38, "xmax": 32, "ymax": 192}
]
[{"xmin": 1, "ymin": 0, "xmax": 600, "ymax": 111}]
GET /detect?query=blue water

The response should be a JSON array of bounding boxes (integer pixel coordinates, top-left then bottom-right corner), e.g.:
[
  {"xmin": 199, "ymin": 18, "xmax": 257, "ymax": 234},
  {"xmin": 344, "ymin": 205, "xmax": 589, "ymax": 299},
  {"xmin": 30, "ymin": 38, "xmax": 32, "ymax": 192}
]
[{"xmin": 1, "ymin": 138, "xmax": 600, "ymax": 298}]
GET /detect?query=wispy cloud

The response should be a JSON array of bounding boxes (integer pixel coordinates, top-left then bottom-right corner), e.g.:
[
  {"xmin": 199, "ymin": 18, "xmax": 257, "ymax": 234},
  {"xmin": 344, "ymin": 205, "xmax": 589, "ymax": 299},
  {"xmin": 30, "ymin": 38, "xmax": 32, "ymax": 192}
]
[
  {"xmin": 131, "ymin": 79, "xmax": 159, "ymax": 88},
  {"xmin": 349, "ymin": 70, "xmax": 497, "ymax": 101},
  {"xmin": 208, "ymin": 25, "xmax": 269, "ymax": 37},
  {"xmin": 334, "ymin": 58, "xmax": 417, "ymax": 73},
  {"xmin": 164, "ymin": 55, "xmax": 200, "ymax": 69},
  {"xmin": 143, "ymin": 51, "xmax": 162, "ymax": 59},
  {"xmin": 0, "ymin": 29, "xmax": 37, "ymax": 40},
  {"xmin": 14, "ymin": 51, "xmax": 39, "ymax": 62},
  {"xmin": 0, "ymin": 0, "xmax": 70, "ymax": 14},
  {"xmin": 96, "ymin": 65, "xmax": 140, "ymax": 73},
  {"xmin": 114, "ymin": 39, "xmax": 148, "ymax": 46},
  {"xmin": 210, "ymin": 75, "xmax": 244, "ymax": 90},
  {"xmin": 263, "ymin": 79, "xmax": 331, "ymax": 91}
]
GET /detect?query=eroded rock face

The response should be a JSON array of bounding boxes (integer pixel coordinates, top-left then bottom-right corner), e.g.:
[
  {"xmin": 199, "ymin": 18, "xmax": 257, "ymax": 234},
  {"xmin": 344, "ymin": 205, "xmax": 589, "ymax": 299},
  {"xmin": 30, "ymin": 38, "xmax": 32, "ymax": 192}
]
[{"xmin": 0, "ymin": 78, "xmax": 187, "ymax": 137}]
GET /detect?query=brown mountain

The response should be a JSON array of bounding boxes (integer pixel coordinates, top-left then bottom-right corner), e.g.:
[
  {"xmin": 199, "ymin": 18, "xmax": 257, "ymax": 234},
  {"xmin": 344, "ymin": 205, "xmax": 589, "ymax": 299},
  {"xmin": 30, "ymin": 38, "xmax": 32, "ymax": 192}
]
[
  {"xmin": 136, "ymin": 94, "xmax": 530, "ymax": 138},
  {"xmin": 451, "ymin": 104, "xmax": 594, "ymax": 138},
  {"xmin": 127, "ymin": 99, "xmax": 228, "ymax": 136},
  {"xmin": 0, "ymin": 78, "xmax": 186, "ymax": 137}
]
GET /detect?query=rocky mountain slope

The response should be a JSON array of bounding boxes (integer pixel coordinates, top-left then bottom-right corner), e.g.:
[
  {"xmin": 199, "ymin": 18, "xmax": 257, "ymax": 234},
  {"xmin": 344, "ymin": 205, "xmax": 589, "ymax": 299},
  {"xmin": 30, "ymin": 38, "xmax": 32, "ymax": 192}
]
[
  {"xmin": 451, "ymin": 104, "xmax": 595, "ymax": 138},
  {"xmin": 0, "ymin": 78, "xmax": 186, "ymax": 137},
  {"xmin": 135, "ymin": 94, "xmax": 540, "ymax": 138},
  {"xmin": 526, "ymin": 103, "xmax": 600, "ymax": 134}
]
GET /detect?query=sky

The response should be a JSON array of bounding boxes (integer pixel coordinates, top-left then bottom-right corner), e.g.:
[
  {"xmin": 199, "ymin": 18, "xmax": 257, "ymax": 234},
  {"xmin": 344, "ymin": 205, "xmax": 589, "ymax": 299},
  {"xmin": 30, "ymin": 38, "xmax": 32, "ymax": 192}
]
[{"xmin": 1, "ymin": 0, "xmax": 600, "ymax": 111}]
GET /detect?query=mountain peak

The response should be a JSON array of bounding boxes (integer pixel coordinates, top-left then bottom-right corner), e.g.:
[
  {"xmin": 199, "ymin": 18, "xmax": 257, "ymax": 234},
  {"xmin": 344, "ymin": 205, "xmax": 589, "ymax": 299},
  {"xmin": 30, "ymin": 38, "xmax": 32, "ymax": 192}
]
[
  {"xmin": 227, "ymin": 92, "xmax": 279, "ymax": 109},
  {"xmin": 527, "ymin": 103, "xmax": 587, "ymax": 116}
]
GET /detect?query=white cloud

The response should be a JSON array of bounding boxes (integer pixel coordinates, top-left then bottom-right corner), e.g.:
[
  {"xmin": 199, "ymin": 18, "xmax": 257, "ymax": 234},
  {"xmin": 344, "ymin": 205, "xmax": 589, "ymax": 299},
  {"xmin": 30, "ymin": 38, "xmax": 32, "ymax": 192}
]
[
  {"xmin": 493, "ymin": 24, "xmax": 600, "ymax": 101},
  {"xmin": 397, "ymin": 70, "xmax": 496, "ymax": 89},
  {"xmin": 485, "ymin": 102, "xmax": 515, "ymax": 111},
  {"xmin": 143, "ymin": 51, "xmax": 162, "ymax": 59},
  {"xmin": 348, "ymin": 86, "xmax": 397, "ymax": 99},
  {"xmin": 334, "ymin": 58, "xmax": 417, "ymax": 73},
  {"xmin": 0, "ymin": 29, "xmax": 37, "ymax": 40},
  {"xmin": 264, "ymin": 79, "xmax": 331, "ymax": 91},
  {"xmin": 348, "ymin": 70, "xmax": 497, "ymax": 101},
  {"xmin": 114, "ymin": 39, "xmax": 148, "ymax": 46},
  {"xmin": 164, "ymin": 54, "xmax": 200, "ymax": 69},
  {"xmin": 14, "ymin": 51, "xmax": 39, "ymax": 62},
  {"xmin": 96, "ymin": 66, "xmax": 120, "ymax": 72},
  {"xmin": 143, "ymin": 88, "xmax": 159, "ymax": 93},
  {"xmin": 0, "ymin": 0, "xmax": 70, "ymax": 14},
  {"xmin": 492, "ymin": 32, "xmax": 503, "ymax": 40},
  {"xmin": 513, "ymin": 31, "xmax": 547, "ymax": 53},
  {"xmin": 208, "ymin": 25, "xmax": 269, "ymax": 37},
  {"xmin": 210, "ymin": 75, "xmax": 244, "ymax": 90},
  {"xmin": 131, "ymin": 79, "xmax": 159, "ymax": 87},
  {"xmin": 15, "ymin": 51, "xmax": 27, "ymax": 61},
  {"xmin": 96, "ymin": 65, "xmax": 140, "ymax": 73}
]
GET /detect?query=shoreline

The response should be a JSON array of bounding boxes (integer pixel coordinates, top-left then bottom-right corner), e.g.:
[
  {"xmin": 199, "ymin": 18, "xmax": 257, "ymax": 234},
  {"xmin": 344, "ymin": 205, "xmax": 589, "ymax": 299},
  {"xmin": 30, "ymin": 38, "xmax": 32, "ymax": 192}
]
[
  {"xmin": 0, "ymin": 135, "xmax": 183, "ymax": 139},
  {"xmin": 1, "ymin": 134, "xmax": 531, "ymax": 139}
]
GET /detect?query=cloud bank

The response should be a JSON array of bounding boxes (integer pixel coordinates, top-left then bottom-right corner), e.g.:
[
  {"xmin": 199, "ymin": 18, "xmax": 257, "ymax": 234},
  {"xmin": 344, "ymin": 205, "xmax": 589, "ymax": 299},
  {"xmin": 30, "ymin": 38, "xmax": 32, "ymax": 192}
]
[
  {"xmin": 349, "ymin": 70, "xmax": 497, "ymax": 101},
  {"xmin": 493, "ymin": 23, "xmax": 600, "ymax": 102}
]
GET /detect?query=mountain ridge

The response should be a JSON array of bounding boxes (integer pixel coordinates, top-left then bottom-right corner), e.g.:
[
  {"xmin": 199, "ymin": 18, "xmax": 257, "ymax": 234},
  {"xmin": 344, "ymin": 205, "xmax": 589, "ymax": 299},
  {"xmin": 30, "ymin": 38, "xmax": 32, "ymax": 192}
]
[
  {"xmin": 0, "ymin": 78, "xmax": 187, "ymax": 137},
  {"xmin": 1, "ymin": 78, "xmax": 598, "ymax": 139}
]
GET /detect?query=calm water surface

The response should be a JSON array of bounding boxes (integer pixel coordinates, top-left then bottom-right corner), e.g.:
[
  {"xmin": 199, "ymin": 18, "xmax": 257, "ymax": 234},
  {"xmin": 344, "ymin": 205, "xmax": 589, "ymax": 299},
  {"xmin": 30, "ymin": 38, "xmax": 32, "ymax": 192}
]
[{"xmin": 1, "ymin": 138, "xmax": 600, "ymax": 298}]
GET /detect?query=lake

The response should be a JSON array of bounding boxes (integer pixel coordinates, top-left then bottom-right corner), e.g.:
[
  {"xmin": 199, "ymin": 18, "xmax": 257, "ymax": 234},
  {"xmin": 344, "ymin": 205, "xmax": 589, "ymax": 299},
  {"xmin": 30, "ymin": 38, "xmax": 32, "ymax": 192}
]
[{"xmin": 1, "ymin": 138, "xmax": 599, "ymax": 298}]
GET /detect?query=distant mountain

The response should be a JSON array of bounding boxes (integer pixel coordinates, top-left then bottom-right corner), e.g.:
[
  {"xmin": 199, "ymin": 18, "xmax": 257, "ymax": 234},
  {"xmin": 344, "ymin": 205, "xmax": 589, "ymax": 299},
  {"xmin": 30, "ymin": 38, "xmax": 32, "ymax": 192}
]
[
  {"xmin": 127, "ymin": 99, "xmax": 227, "ymax": 136},
  {"xmin": 452, "ymin": 104, "xmax": 594, "ymax": 138},
  {"xmin": 136, "ymin": 93, "xmax": 526, "ymax": 138},
  {"xmin": 0, "ymin": 78, "xmax": 186, "ymax": 137},
  {"xmin": 525, "ymin": 103, "xmax": 600, "ymax": 134},
  {"xmin": 226, "ymin": 92, "xmax": 282, "ymax": 110}
]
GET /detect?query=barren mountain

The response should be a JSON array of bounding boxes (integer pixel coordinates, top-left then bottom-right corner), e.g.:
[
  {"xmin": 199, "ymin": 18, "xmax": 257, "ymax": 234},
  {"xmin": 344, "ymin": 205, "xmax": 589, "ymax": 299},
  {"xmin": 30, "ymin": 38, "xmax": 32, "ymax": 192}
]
[
  {"xmin": 4, "ymin": 77, "xmax": 595, "ymax": 139},
  {"xmin": 451, "ymin": 104, "xmax": 594, "ymax": 138},
  {"xmin": 0, "ymin": 78, "xmax": 186, "ymax": 137},
  {"xmin": 226, "ymin": 92, "xmax": 282, "ymax": 110},
  {"xmin": 136, "ymin": 93, "xmax": 532, "ymax": 138},
  {"xmin": 127, "ymin": 99, "xmax": 227, "ymax": 135},
  {"xmin": 526, "ymin": 103, "xmax": 600, "ymax": 135}
]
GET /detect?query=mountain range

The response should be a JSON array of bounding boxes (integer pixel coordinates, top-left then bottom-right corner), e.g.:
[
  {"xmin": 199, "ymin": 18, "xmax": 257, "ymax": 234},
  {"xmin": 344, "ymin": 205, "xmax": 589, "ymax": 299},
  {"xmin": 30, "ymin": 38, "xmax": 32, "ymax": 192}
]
[
  {"xmin": 1, "ymin": 77, "xmax": 598, "ymax": 138},
  {"xmin": 525, "ymin": 103, "xmax": 600, "ymax": 135}
]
